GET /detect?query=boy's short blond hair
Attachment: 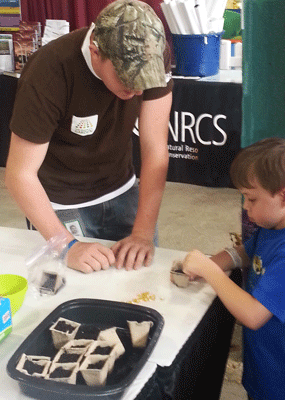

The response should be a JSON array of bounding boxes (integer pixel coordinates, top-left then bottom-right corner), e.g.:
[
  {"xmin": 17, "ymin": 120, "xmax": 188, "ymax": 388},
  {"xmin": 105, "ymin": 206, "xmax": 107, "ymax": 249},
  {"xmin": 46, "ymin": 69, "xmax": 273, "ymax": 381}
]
[{"xmin": 230, "ymin": 137, "xmax": 285, "ymax": 195}]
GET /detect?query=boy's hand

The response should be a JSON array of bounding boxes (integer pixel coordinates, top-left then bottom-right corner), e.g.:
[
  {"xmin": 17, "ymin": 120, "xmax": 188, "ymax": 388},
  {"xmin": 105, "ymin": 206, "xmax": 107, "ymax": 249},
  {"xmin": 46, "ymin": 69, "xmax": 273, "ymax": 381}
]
[{"xmin": 182, "ymin": 250, "xmax": 215, "ymax": 280}]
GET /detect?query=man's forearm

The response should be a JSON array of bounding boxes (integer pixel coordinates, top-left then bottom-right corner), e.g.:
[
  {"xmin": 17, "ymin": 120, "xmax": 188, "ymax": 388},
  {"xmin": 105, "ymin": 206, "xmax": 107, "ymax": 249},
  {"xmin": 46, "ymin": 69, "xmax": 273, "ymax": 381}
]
[
  {"xmin": 132, "ymin": 155, "xmax": 168, "ymax": 239},
  {"xmin": 5, "ymin": 133, "xmax": 73, "ymax": 242},
  {"xmin": 134, "ymin": 92, "xmax": 172, "ymax": 240},
  {"xmin": 5, "ymin": 171, "xmax": 73, "ymax": 242}
]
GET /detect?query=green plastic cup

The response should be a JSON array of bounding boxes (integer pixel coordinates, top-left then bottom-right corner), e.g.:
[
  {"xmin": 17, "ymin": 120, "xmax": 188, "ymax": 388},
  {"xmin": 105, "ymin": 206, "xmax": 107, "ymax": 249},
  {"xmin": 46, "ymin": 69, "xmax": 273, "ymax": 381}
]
[{"xmin": 0, "ymin": 274, "xmax": 28, "ymax": 315}]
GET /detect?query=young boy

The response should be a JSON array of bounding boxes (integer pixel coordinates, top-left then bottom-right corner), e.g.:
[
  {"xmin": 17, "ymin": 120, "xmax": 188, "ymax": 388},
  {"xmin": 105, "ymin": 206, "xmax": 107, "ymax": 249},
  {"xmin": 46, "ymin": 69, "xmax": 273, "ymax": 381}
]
[{"xmin": 182, "ymin": 137, "xmax": 285, "ymax": 400}]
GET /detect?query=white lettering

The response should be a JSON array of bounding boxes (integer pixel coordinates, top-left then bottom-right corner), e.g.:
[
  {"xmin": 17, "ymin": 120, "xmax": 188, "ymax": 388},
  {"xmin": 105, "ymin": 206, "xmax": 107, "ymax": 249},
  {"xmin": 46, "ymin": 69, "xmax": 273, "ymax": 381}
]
[
  {"xmin": 185, "ymin": 145, "xmax": 198, "ymax": 153},
  {"xmin": 165, "ymin": 112, "xmax": 229, "ymax": 146},
  {"xmin": 169, "ymin": 152, "xmax": 199, "ymax": 161},
  {"xmin": 196, "ymin": 114, "xmax": 212, "ymax": 145},
  {"xmin": 213, "ymin": 115, "xmax": 227, "ymax": 145},
  {"xmin": 168, "ymin": 144, "xmax": 184, "ymax": 151},
  {"xmin": 181, "ymin": 112, "xmax": 196, "ymax": 143},
  {"xmin": 169, "ymin": 111, "xmax": 179, "ymax": 141}
]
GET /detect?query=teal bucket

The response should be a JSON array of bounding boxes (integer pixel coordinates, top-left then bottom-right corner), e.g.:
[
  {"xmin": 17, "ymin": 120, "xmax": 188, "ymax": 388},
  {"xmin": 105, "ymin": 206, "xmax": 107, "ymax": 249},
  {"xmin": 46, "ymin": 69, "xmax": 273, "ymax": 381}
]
[{"xmin": 172, "ymin": 32, "xmax": 223, "ymax": 77}]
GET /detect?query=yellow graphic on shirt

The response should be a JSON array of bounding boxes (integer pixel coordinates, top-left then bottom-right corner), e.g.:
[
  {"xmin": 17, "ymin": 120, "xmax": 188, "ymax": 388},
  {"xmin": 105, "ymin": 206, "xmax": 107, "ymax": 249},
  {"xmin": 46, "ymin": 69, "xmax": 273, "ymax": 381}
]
[{"xmin": 252, "ymin": 255, "xmax": 265, "ymax": 275}]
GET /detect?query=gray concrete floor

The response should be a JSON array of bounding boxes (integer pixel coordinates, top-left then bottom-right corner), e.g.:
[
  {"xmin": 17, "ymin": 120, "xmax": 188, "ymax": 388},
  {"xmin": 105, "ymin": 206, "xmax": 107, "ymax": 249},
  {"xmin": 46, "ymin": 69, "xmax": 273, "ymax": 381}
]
[{"xmin": 0, "ymin": 167, "xmax": 247, "ymax": 399}]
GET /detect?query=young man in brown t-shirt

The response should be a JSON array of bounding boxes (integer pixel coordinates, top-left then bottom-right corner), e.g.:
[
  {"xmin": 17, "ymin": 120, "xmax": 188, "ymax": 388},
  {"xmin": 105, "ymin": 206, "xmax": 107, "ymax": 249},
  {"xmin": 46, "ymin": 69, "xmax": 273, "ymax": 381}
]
[{"xmin": 5, "ymin": 0, "xmax": 173, "ymax": 273}]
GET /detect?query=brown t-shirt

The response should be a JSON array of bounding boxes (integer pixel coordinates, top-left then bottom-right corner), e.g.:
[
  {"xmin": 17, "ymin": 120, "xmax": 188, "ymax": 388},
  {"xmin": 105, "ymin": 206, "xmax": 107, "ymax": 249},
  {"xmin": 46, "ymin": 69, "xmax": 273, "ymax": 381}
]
[{"xmin": 10, "ymin": 27, "xmax": 173, "ymax": 205}]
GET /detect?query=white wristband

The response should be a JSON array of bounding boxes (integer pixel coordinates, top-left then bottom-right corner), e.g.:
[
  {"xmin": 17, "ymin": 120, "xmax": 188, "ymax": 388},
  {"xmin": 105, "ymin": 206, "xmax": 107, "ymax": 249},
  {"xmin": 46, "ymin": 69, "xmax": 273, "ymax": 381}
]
[{"xmin": 224, "ymin": 247, "xmax": 242, "ymax": 269}]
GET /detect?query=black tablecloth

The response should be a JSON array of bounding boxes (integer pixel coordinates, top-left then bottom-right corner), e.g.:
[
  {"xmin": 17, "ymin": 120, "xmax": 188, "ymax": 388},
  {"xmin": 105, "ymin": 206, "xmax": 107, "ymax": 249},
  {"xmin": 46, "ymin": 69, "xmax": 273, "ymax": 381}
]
[{"xmin": 133, "ymin": 77, "xmax": 242, "ymax": 188}]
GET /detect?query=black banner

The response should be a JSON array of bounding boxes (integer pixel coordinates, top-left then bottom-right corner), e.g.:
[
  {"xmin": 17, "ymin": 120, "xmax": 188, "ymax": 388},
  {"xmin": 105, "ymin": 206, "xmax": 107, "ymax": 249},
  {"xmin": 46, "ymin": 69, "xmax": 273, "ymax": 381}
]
[{"xmin": 133, "ymin": 78, "xmax": 242, "ymax": 188}]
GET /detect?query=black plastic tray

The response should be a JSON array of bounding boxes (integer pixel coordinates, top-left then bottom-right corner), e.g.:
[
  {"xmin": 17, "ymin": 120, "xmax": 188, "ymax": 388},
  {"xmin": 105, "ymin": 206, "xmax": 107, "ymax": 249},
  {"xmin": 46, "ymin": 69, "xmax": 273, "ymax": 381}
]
[{"xmin": 7, "ymin": 298, "xmax": 164, "ymax": 400}]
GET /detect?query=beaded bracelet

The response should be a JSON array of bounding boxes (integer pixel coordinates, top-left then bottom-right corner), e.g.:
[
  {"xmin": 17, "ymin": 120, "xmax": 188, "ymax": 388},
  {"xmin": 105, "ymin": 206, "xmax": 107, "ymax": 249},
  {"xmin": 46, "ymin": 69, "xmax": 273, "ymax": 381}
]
[{"xmin": 224, "ymin": 247, "xmax": 243, "ymax": 269}]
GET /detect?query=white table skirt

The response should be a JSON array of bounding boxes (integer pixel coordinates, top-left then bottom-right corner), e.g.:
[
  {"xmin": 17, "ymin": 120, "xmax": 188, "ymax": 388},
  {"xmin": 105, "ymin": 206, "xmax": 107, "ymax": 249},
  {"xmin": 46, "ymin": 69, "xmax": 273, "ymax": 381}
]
[{"xmin": 0, "ymin": 227, "xmax": 216, "ymax": 400}]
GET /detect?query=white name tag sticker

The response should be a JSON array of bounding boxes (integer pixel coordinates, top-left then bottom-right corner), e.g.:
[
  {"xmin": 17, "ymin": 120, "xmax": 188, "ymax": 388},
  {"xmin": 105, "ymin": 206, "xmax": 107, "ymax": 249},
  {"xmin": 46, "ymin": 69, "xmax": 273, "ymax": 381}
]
[{"xmin": 71, "ymin": 115, "xmax": 98, "ymax": 136}]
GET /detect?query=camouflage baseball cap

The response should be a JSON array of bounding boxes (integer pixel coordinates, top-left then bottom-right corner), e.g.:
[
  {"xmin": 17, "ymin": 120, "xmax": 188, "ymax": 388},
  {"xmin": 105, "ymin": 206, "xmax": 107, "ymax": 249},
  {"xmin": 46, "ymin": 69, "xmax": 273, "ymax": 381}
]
[{"xmin": 93, "ymin": 0, "xmax": 167, "ymax": 91}]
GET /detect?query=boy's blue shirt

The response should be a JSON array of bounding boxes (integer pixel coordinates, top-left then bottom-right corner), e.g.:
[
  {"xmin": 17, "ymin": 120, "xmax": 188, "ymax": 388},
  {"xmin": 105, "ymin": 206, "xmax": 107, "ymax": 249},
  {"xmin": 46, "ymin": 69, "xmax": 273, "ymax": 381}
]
[{"xmin": 243, "ymin": 227, "xmax": 285, "ymax": 400}]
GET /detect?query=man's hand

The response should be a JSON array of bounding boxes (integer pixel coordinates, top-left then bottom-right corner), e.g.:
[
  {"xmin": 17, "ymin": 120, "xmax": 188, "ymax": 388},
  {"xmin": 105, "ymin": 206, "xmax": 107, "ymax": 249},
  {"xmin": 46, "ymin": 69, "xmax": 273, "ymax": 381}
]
[
  {"xmin": 111, "ymin": 235, "xmax": 155, "ymax": 270},
  {"xmin": 66, "ymin": 241, "xmax": 115, "ymax": 273}
]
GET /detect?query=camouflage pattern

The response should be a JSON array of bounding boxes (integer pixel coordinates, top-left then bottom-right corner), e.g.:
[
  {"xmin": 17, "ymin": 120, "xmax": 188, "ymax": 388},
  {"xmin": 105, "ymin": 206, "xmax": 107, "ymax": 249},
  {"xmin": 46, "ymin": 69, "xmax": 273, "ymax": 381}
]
[{"xmin": 93, "ymin": 0, "xmax": 167, "ymax": 90}]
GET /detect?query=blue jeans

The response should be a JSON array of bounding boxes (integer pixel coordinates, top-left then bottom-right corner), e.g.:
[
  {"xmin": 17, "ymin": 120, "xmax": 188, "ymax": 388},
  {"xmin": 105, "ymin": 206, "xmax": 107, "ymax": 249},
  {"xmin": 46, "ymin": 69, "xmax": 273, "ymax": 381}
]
[{"xmin": 53, "ymin": 182, "xmax": 159, "ymax": 245}]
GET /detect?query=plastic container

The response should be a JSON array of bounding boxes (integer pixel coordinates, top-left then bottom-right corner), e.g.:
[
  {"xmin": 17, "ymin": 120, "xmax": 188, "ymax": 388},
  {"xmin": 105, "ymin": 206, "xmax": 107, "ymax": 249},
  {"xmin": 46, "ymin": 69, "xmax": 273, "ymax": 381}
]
[
  {"xmin": 172, "ymin": 32, "xmax": 224, "ymax": 77},
  {"xmin": 0, "ymin": 274, "xmax": 28, "ymax": 315},
  {"xmin": 7, "ymin": 298, "xmax": 164, "ymax": 400}
]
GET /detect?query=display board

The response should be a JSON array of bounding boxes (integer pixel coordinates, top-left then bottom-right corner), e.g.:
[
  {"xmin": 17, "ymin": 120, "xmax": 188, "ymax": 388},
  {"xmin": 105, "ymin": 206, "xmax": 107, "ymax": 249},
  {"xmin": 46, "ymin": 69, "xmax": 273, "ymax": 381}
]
[{"xmin": 133, "ymin": 77, "xmax": 242, "ymax": 188}]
